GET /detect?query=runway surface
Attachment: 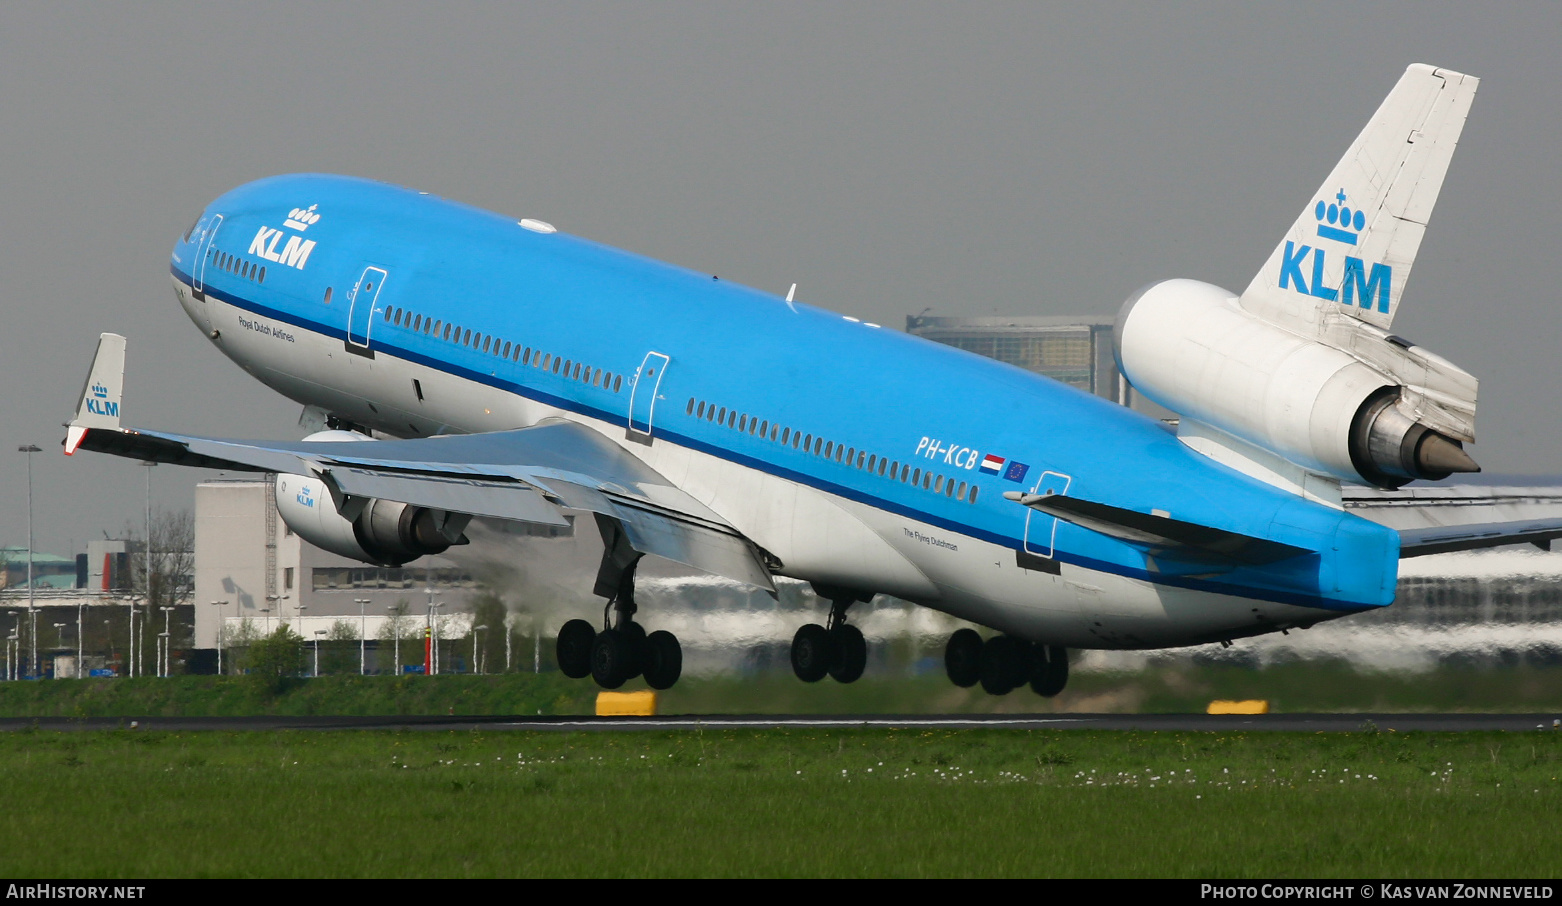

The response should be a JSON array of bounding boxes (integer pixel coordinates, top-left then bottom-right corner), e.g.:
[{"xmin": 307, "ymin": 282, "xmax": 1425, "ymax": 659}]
[{"xmin": 1, "ymin": 713, "xmax": 1559, "ymax": 732}]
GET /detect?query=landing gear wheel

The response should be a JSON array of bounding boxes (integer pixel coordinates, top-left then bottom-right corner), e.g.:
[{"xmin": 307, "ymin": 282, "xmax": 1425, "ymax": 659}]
[
  {"xmin": 556, "ymin": 619, "xmax": 596, "ymax": 679},
  {"xmin": 979, "ymin": 635, "xmax": 1025, "ymax": 695},
  {"xmin": 791, "ymin": 623, "xmax": 833, "ymax": 683},
  {"xmin": 828, "ymin": 624, "xmax": 867, "ymax": 684},
  {"xmin": 1030, "ymin": 645, "xmax": 1069, "ymax": 697},
  {"xmin": 591, "ymin": 628, "xmax": 635, "ymax": 689},
  {"xmin": 620, "ymin": 621, "xmax": 647, "ymax": 680},
  {"xmin": 643, "ymin": 630, "xmax": 683, "ymax": 690},
  {"xmin": 945, "ymin": 628, "xmax": 982, "ymax": 688}
]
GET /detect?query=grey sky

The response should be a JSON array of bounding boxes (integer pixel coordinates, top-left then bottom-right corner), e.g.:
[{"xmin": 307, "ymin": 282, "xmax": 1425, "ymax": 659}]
[{"xmin": 2, "ymin": 3, "xmax": 1558, "ymax": 556}]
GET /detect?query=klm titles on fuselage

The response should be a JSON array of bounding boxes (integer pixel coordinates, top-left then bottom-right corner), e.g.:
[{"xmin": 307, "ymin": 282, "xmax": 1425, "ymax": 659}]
[
  {"xmin": 246, "ymin": 205, "xmax": 321, "ymax": 271},
  {"xmin": 1279, "ymin": 189, "xmax": 1392, "ymax": 313}
]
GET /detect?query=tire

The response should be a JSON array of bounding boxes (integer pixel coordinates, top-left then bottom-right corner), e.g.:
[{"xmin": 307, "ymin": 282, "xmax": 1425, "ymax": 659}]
[
  {"xmin": 790, "ymin": 623, "xmax": 833, "ymax": 683},
  {"xmin": 555, "ymin": 619, "xmax": 596, "ymax": 679},
  {"xmin": 1004, "ymin": 637, "xmax": 1034, "ymax": 690},
  {"xmin": 1030, "ymin": 645, "xmax": 1069, "ymax": 697},
  {"xmin": 979, "ymin": 635, "xmax": 1019, "ymax": 695},
  {"xmin": 590, "ymin": 629, "xmax": 632, "ymax": 689},
  {"xmin": 643, "ymin": 630, "xmax": 683, "ymax": 690},
  {"xmin": 828, "ymin": 624, "xmax": 867, "ymax": 684},
  {"xmin": 944, "ymin": 628, "xmax": 982, "ymax": 688},
  {"xmin": 620, "ymin": 621, "xmax": 647, "ymax": 680}
]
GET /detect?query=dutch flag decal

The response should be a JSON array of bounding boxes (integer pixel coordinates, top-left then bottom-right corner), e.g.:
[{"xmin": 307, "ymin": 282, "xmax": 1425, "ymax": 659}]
[{"xmin": 979, "ymin": 454, "xmax": 1005, "ymax": 475}]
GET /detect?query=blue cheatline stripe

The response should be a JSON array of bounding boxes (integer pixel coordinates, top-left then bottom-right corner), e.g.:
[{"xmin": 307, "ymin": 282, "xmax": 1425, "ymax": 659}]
[{"xmin": 173, "ymin": 265, "xmax": 1363, "ymax": 612}]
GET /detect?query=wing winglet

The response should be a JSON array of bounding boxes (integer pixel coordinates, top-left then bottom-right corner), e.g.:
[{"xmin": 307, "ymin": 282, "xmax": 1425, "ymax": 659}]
[{"xmin": 64, "ymin": 333, "xmax": 127, "ymax": 454}]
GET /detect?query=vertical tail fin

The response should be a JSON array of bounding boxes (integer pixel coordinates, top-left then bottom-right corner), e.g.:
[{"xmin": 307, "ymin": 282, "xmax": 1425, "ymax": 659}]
[{"xmin": 1241, "ymin": 64, "xmax": 1478, "ymax": 335}]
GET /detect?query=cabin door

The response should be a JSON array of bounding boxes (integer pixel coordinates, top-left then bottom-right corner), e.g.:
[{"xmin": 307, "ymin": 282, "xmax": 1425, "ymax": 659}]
[
  {"xmin": 346, "ymin": 266, "xmax": 388, "ymax": 353},
  {"xmin": 1021, "ymin": 470, "xmax": 1073, "ymax": 559},
  {"xmin": 190, "ymin": 213, "xmax": 224, "ymax": 299},
  {"xmin": 627, "ymin": 351, "xmax": 670, "ymax": 442}
]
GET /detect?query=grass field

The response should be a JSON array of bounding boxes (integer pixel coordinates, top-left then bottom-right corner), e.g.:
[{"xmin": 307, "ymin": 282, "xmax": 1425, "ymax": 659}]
[
  {"xmin": 3, "ymin": 662, "xmax": 1562, "ymax": 719},
  {"xmin": 1, "ymin": 726, "xmax": 1559, "ymax": 877}
]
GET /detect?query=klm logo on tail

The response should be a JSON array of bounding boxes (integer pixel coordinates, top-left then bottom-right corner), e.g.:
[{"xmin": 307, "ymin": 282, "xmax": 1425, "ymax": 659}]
[
  {"xmin": 1279, "ymin": 190, "xmax": 1390, "ymax": 313},
  {"xmin": 84, "ymin": 381, "xmax": 117, "ymax": 418}
]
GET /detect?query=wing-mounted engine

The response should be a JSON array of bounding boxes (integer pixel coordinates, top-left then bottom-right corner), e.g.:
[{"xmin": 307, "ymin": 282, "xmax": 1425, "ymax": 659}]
[
  {"xmin": 1115, "ymin": 279, "xmax": 1477, "ymax": 490},
  {"xmin": 273, "ymin": 431, "xmax": 470, "ymax": 566}
]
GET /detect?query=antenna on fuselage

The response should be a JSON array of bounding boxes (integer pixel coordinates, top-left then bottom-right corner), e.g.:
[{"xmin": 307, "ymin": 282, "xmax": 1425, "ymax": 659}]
[{"xmin": 785, "ymin": 283, "xmax": 797, "ymax": 312}]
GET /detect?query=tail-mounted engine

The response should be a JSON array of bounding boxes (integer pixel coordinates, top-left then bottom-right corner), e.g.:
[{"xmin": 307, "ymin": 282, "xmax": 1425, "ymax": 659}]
[
  {"xmin": 273, "ymin": 431, "xmax": 470, "ymax": 566},
  {"xmin": 1115, "ymin": 279, "xmax": 1479, "ymax": 489}
]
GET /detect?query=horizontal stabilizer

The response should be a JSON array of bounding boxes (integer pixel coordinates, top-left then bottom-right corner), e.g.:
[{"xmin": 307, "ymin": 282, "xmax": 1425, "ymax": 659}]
[
  {"xmin": 1398, "ymin": 519, "xmax": 1562, "ymax": 558},
  {"xmin": 1005, "ymin": 491, "xmax": 1312, "ymax": 566}
]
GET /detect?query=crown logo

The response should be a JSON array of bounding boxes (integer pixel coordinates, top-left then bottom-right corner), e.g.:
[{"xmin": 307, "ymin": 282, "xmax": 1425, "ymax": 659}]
[
  {"xmin": 284, "ymin": 204, "xmax": 321, "ymax": 231},
  {"xmin": 90, "ymin": 382, "xmax": 108, "ymax": 398},
  {"xmin": 1314, "ymin": 189, "xmax": 1364, "ymax": 245}
]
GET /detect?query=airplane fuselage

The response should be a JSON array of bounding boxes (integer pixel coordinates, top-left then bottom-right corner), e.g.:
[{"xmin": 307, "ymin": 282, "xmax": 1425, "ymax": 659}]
[{"xmin": 169, "ymin": 174, "xmax": 1400, "ymax": 650}]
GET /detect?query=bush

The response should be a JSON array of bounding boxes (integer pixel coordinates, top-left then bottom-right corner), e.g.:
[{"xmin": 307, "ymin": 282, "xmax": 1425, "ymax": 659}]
[{"xmin": 244, "ymin": 626, "xmax": 305, "ymax": 695}]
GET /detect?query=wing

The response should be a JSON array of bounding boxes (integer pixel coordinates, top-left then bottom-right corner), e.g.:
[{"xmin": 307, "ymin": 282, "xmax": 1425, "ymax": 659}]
[
  {"xmin": 1397, "ymin": 519, "xmax": 1562, "ymax": 558},
  {"xmin": 1004, "ymin": 491, "xmax": 1312, "ymax": 567},
  {"xmin": 65, "ymin": 335, "xmax": 774, "ymax": 592}
]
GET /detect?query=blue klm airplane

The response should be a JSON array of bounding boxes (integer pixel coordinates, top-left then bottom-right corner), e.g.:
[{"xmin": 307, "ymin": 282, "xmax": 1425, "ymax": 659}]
[{"xmin": 63, "ymin": 64, "xmax": 1562, "ymax": 694}]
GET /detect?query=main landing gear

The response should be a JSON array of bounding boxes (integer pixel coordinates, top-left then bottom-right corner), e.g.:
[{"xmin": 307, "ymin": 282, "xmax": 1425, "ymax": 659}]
[
  {"xmin": 944, "ymin": 628, "xmax": 1068, "ymax": 697},
  {"xmin": 555, "ymin": 517, "xmax": 683, "ymax": 690},
  {"xmin": 791, "ymin": 585, "xmax": 871, "ymax": 684}
]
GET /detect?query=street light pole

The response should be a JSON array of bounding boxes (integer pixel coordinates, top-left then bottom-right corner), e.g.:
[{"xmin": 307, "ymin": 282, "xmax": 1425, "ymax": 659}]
[
  {"xmin": 355, "ymin": 598, "xmax": 369, "ymax": 675},
  {"xmin": 20, "ymin": 445, "xmax": 41, "ymax": 679},
  {"xmin": 51, "ymin": 623, "xmax": 66, "ymax": 678},
  {"xmin": 160, "ymin": 606, "xmax": 174, "ymax": 677},
  {"xmin": 430, "ymin": 602, "xmax": 445, "ymax": 675},
  {"xmin": 76, "ymin": 602, "xmax": 84, "ymax": 679},
  {"xmin": 313, "ymin": 630, "xmax": 324, "ymax": 677},
  {"xmin": 472, "ymin": 625, "xmax": 486, "ymax": 675},
  {"xmin": 141, "ymin": 461, "xmax": 155, "ymax": 679},
  {"xmin": 388, "ymin": 606, "xmax": 401, "ymax": 676},
  {"xmin": 210, "ymin": 601, "xmax": 225, "ymax": 676}
]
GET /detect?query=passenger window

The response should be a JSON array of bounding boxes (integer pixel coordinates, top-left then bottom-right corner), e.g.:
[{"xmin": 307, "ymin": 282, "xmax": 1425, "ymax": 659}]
[
  {"xmin": 553, "ymin": 357, "xmax": 562, "ymax": 374},
  {"xmin": 913, "ymin": 468, "xmax": 922, "ymax": 485},
  {"xmin": 824, "ymin": 441, "xmax": 833, "ymax": 459},
  {"xmin": 718, "ymin": 407, "xmax": 727, "ymax": 422},
  {"xmin": 761, "ymin": 421, "xmax": 769, "ymax": 438},
  {"xmin": 613, "ymin": 375, "xmax": 622, "ymax": 392},
  {"xmin": 728, "ymin": 411, "xmax": 737, "ymax": 428},
  {"xmin": 935, "ymin": 476, "xmax": 944, "ymax": 493},
  {"xmin": 813, "ymin": 437, "xmax": 822, "ymax": 455},
  {"xmin": 443, "ymin": 324, "xmax": 451, "ymax": 340},
  {"xmin": 594, "ymin": 369, "xmax": 602, "ymax": 387},
  {"xmin": 969, "ymin": 486, "xmax": 979, "ymax": 503},
  {"xmin": 957, "ymin": 481, "xmax": 967, "ymax": 498},
  {"xmin": 259, "ymin": 267, "xmax": 266, "ymax": 283},
  {"xmin": 780, "ymin": 428, "xmax": 790, "ymax": 445},
  {"xmin": 868, "ymin": 454, "xmax": 877, "ymax": 472},
  {"xmin": 739, "ymin": 415, "xmax": 747, "ymax": 432}
]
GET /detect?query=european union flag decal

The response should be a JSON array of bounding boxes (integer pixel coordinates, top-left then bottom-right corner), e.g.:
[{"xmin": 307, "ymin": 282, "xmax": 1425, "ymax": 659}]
[{"xmin": 1003, "ymin": 461, "xmax": 1029, "ymax": 483}]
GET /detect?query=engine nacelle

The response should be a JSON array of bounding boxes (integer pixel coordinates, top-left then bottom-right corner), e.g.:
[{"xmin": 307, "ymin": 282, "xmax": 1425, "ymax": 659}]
[
  {"xmin": 273, "ymin": 431, "xmax": 459, "ymax": 566},
  {"xmin": 1115, "ymin": 279, "xmax": 1477, "ymax": 489}
]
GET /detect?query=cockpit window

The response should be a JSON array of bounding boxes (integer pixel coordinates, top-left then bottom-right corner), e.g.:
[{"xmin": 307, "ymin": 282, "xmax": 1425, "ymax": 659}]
[{"xmin": 184, "ymin": 215, "xmax": 202, "ymax": 244}]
